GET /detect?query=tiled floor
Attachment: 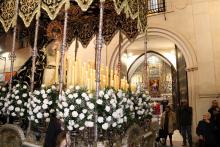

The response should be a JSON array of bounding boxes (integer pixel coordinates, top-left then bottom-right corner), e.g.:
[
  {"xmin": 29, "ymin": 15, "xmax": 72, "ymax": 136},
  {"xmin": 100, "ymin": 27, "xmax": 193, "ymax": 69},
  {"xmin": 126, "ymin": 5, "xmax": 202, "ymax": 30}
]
[{"xmin": 163, "ymin": 130, "xmax": 186, "ymax": 147}]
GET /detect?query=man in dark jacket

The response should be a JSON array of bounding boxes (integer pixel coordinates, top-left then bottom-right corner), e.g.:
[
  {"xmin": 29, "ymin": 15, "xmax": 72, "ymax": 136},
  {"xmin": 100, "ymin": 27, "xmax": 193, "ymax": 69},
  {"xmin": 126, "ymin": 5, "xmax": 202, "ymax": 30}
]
[
  {"xmin": 178, "ymin": 99, "xmax": 192, "ymax": 147},
  {"xmin": 44, "ymin": 114, "xmax": 62, "ymax": 147}
]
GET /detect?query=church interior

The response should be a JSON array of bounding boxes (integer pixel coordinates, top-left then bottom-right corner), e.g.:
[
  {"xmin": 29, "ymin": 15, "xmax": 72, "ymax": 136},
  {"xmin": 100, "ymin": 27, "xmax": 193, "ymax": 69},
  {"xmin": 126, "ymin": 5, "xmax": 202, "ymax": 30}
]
[{"xmin": 0, "ymin": 0, "xmax": 220, "ymax": 147}]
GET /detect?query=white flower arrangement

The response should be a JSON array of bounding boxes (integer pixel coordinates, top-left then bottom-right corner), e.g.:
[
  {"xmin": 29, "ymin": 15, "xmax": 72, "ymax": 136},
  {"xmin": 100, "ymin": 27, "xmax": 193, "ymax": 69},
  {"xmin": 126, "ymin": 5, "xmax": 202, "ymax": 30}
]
[
  {"xmin": 132, "ymin": 90, "xmax": 153, "ymax": 123},
  {"xmin": 6, "ymin": 83, "xmax": 29, "ymax": 118},
  {"xmin": 57, "ymin": 86, "xmax": 95, "ymax": 131},
  {"xmin": 28, "ymin": 85, "xmax": 58, "ymax": 124},
  {"xmin": 0, "ymin": 86, "xmax": 8, "ymax": 115},
  {"xmin": 97, "ymin": 88, "xmax": 125, "ymax": 131}
]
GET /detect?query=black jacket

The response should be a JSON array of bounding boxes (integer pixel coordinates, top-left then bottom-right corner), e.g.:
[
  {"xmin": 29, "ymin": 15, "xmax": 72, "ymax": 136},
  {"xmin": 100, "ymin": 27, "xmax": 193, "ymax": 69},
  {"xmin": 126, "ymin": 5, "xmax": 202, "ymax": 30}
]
[
  {"xmin": 44, "ymin": 117, "xmax": 61, "ymax": 147},
  {"xmin": 196, "ymin": 120, "xmax": 218, "ymax": 145},
  {"xmin": 178, "ymin": 106, "xmax": 192, "ymax": 127}
]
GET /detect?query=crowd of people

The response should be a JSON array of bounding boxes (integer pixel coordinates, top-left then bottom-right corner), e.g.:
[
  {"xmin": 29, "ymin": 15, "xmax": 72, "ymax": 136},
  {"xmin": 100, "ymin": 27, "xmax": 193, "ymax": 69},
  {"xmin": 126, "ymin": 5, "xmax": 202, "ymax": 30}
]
[{"xmin": 160, "ymin": 99, "xmax": 220, "ymax": 147}]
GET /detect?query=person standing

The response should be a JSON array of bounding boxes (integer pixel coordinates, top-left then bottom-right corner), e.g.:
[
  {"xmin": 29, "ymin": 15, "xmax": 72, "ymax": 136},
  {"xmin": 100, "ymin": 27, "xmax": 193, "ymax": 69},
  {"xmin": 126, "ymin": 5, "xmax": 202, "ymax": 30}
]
[
  {"xmin": 178, "ymin": 99, "xmax": 193, "ymax": 147},
  {"xmin": 44, "ymin": 114, "xmax": 62, "ymax": 147},
  {"xmin": 161, "ymin": 105, "xmax": 176, "ymax": 147},
  {"xmin": 208, "ymin": 100, "xmax": 220, "ymax": 123},
  {"xmin": 196, "ymin": 112, "xmax": 218, "ymax": 147}
]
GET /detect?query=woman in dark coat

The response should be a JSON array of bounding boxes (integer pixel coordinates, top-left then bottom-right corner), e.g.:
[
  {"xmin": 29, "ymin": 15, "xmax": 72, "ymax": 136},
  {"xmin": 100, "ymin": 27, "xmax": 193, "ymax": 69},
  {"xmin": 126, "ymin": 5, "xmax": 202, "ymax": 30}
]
[{"xmin": 196, "ymin": 112, "xmax": 218, "ymax": 147}]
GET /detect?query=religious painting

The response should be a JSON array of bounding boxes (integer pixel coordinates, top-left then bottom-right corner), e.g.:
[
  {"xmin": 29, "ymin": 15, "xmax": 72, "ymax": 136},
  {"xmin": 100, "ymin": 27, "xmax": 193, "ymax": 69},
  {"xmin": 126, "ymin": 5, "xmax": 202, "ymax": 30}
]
[{"xmin": 150, "ymin": 79, "xmax": 159, "ymax": 93}]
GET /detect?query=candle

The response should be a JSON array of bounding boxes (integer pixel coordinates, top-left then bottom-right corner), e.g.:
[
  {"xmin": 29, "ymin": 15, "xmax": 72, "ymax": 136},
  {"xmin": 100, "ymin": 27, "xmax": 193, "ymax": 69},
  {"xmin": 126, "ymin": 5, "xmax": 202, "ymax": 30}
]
[
  {"xmin": 71, "ymin": 62, "xmax": 75, "ymax": 87},
  {"xmin": 55, "ymin": 51, "xmax": 60, "ymax": 84}
]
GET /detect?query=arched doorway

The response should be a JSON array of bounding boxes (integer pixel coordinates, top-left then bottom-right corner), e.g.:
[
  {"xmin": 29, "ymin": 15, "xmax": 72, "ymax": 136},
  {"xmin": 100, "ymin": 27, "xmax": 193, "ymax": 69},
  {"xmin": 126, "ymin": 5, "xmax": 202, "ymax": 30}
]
[{"xmin": 109, "ymin": 27, "xmax": 199, "ymax": 137}]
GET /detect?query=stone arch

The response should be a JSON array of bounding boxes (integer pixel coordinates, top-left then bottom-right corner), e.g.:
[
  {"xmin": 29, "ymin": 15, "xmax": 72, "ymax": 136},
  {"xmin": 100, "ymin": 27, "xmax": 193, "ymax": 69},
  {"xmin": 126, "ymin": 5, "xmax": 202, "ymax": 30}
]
[{"xmin": 109, "ymin": 27, "xmax": 198, "ymax": 70}]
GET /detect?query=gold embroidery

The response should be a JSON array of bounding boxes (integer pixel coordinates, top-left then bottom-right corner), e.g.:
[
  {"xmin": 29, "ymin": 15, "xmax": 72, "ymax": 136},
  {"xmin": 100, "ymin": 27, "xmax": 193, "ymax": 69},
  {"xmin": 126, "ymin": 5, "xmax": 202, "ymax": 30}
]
[
  {"xmin": 0, "ymin": 0, "xmax": 16, "ymax": 32},
  {"xmin": 41, "ymin": 0, "xmax": 68, "ymax": 20},
  {"xmin": 19, "ymin": 0, "xmax": 41, "ymax": 27}
]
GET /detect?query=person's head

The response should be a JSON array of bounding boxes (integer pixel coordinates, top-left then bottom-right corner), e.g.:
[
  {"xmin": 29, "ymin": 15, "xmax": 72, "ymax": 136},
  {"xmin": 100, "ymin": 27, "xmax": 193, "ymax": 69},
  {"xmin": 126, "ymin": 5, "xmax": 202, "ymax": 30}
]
[
  {"xmin": 211, "ymin": 100, "xmax": 218, "ymax": 108},
  {"xmin": 203, "ymin": 112, "xmax": 211, "ymax": 121},
  {"xmin": 165, "ymin": 105, "xmax": 171, "ymax": 112},
  {"xmin": 181, "ymin": 99, "xmax": 188, "ymax": 106},
  {"xmin": 56, "ymin": 131, "xmax": 67, "ymax": 147}
]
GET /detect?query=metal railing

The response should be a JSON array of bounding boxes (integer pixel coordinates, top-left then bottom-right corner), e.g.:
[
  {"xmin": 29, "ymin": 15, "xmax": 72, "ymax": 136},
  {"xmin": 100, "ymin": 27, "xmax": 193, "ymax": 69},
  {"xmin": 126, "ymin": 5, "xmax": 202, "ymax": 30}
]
[{"xmin": 148, "ymin": 0, "xmax": 166, "ymax": 14}]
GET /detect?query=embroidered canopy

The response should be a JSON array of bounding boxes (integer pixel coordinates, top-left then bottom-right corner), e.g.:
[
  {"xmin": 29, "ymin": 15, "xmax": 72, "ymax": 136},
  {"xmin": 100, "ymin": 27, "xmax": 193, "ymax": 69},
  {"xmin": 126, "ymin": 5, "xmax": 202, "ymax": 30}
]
[{"xmin": 0, "ymin": 0, "xmax": 148, "ymax": 33}]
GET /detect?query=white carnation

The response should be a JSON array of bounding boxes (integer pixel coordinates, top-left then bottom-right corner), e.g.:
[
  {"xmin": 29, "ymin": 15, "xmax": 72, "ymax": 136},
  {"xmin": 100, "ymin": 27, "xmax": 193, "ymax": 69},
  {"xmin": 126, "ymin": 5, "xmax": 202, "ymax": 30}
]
[
  {"xmin": 72, "ymin": 111, "xmax": 78, "ymax": 117},
  {"xmin": 66, "ymin": 89, "xmax": 71, "ymax": 94},
  {"xmin": 87, "ymin": 114, "xmax": 93, "ymax": 120},
  {"xmin": 42, "ymin": 94, "xmax": 47, "ymax": 99},
  {"xmin": 99, "ymin": 91, "xmax": 104, "ymax": 97},
  {"xmin": 97, "ymin": 117, "xmax": 104, "ymax": 123},
  {"xmin": 43, "ymin": 99, "xmax": 49, "ymax": 104},
  {"xmin": 35, "ymin": 119, "xmax": 39, "ymax": 123},
  {"xmin": 68, "ymin": 94, "xmax": 74, "ymax": 99},
  {"xmin": 68, "ymin": 120, "xmax": 75, "ymax": 126},
  {"xmin": 96, "ymin": 99, "xmax": 103, "ymax": 105},
  {"xmin": 82, "ymin": 109, "xmax": 88, "ymax": 114},
  {"xmin": 76, "ymin": 99, "xmax": 82, "ymax": 105},
  {"xmin": 79, "ymin": 113, "xmax": 85, "ymax": 120},
  {"xmin": 75, "ymin": 85, "xmax": 80, "ymax": 90},
  {"xmin": 104, "ymin": 94, "xmax": 109, "ymax": 99},
  {"xmin": 67, "ymin": 125, "xmax": 73, "ymax": 131},
  {"xmin": 105, "ymin": 106, "xmax": 111, "ymax": 112},
  {"xmin": 46, "ymin": 89, "xmax": 51, "ymax": 93},
  {"xmin": 81, "ymin": 93, "xmax": 87, "ymax": 98},
  {"xmin": 15, "ymin": 96, "xmax": 19, "ymax": 100},
  {"xmin": 62, "ymin": 102, "xmax": 68, "ymax": 107},
  {"xmin": 11, "ymin": 112, "xmax": 16, "ymax": 116},
  {"xmin": 15, "ymin": 107, "xmax": 20, "ymax": 112},
  {"xmin": 73, "ymin": 93, "xmax": 78, "ymax": 98},
  {"xmin": 79, "ymin": 127, "xmax": 85, "ymax": 130},
  {"xmin": 44, "ymin": 113, "xmax": 49, "ymax": 118},
  {"xmin": 20, "ymin": 112, "xmax": 24, "ymax": 116},
  {"xmin": 17, "ymin": 100, "xmax": 22, "ymax": 105},
  {"xmin": 40, "ymin": 89, "xmax": 45, "ymax": 94},
  {"xmin": 46, "ymin": 118, "xmax": 50, "ymax": 122},
  {"xmin": 117, "ymin": 91, "xmax": 123, "ymax": 98},
  {"xmin": 48, "ymin": 101, "xmax": 52, "ymax": 105},
  {"xmin": 2, "ymin": 87, "xmax": 6, "ymax": 91},
  {"xmin": 69, "ymin": 105, "xmax": 75, "ymax": 110},
  {"xmin": 85, "ymin": 121, "xmax": 94, "ymax": 127},
  {"xmin": 106, "ymin": 116, "xmax": 112, "ymax": 122},
  {"xmin": 22, "ymin": 93, "xmax": 28, "ymax": 97},
  {"xmin": 87, "ymin": 103, "xmax": 95, "ymax": 110},
  {"xmin": 42, "ymin": 104, "xmax": 48, "ymax": 110},
  {"xmin": 37, "ymin": 112, "xmax": 43, "ymax": 119},
  {"xmin": 112, "ymin": 122, "xmax": 117, "ymax": 127},
  {"xmin": 74, "ymin": 124, "xmax": 79, "ymax": 128},
  {"xmin": 102, "ymin": 123, "xmax": 109, "ymax": 130}
]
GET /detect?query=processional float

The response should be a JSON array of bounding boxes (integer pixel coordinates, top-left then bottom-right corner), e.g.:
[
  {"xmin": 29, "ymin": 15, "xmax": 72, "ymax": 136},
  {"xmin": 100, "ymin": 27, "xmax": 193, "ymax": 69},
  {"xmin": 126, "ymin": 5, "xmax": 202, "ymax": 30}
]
[{"xmin": 0, "ymin": 0, "xmax": 149, "ymax": 145}]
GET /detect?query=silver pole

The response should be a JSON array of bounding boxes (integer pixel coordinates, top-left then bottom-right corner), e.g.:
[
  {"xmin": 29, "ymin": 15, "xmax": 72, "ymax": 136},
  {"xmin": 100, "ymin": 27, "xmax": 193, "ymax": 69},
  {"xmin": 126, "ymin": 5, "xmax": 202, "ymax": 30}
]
[
  {"xmin": 59, "ymin": 7, "xmax": 68, "ymax": 95},
  {"xmin": 143, "ymin": 2, "xmax": 148, "ymax": 90},
  {"xmin": 7, "ymin": 0, "xmax": 19, "ymax": 123},
  {"xmin": 27, "ymin": 0, "xmax": 41, "ymax": 134},
  {"xmin": 9, "ymin": 0, "xmax": 19, "ymax": 92},
  {"xmin": 94, "ymin": 0, "xmax": 104, "ymax": 145}
]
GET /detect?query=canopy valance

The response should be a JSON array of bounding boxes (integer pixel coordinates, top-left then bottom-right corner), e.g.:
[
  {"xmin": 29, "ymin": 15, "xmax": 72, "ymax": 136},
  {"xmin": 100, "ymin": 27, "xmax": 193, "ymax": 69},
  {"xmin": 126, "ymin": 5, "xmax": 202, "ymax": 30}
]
[{"xmin": 0, "ymin": 0, "xmax": 147, "ymax": 32}]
